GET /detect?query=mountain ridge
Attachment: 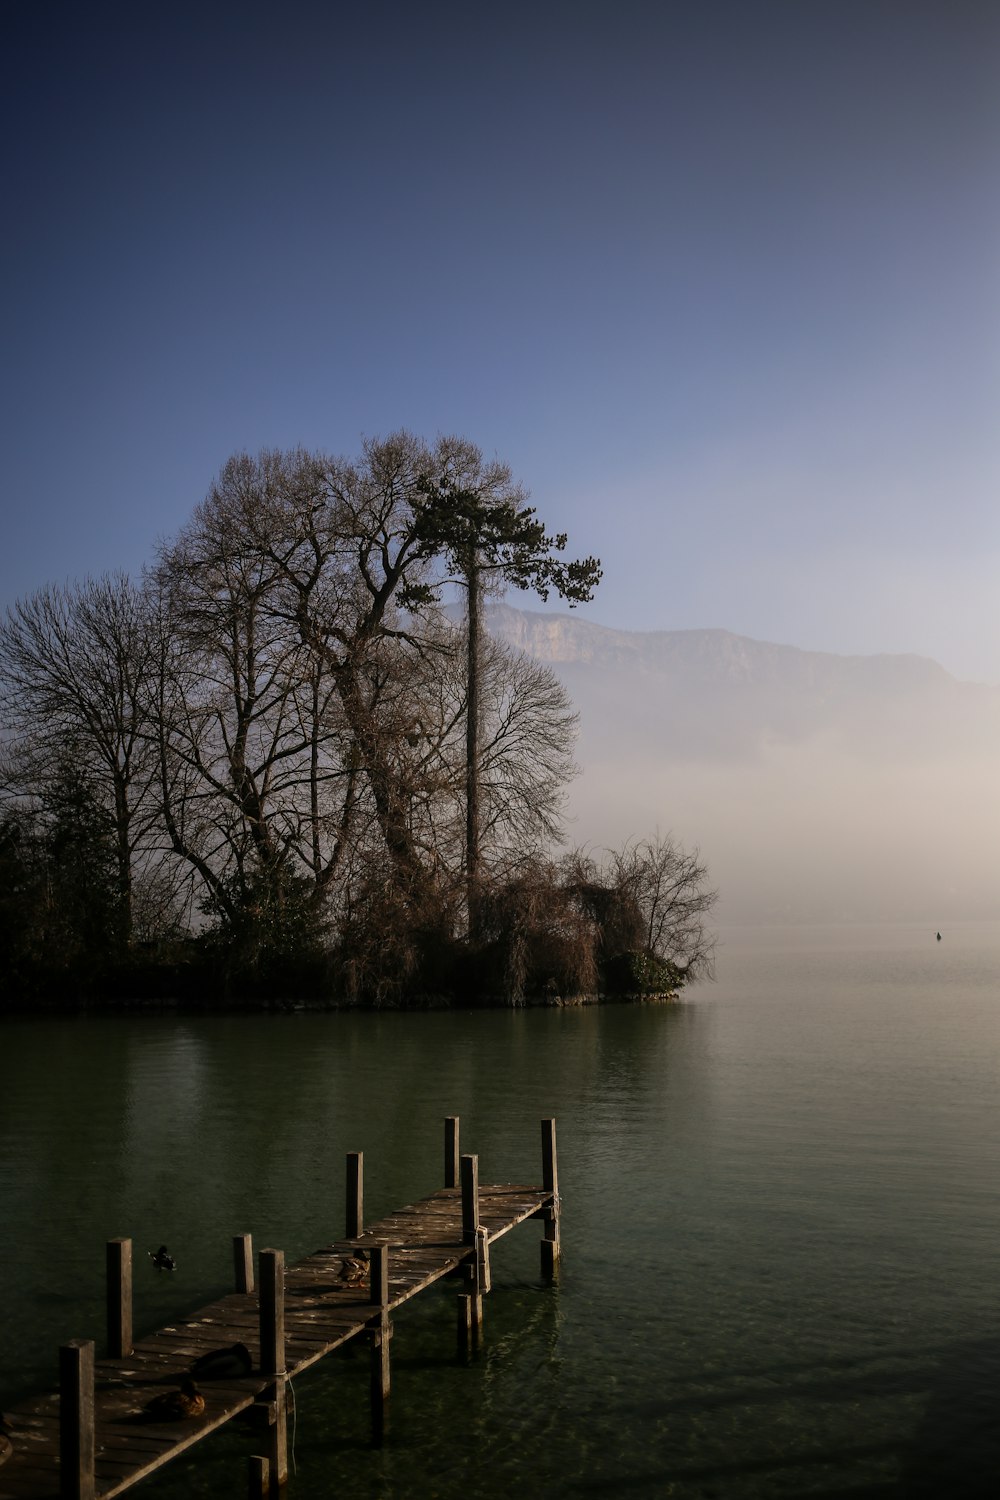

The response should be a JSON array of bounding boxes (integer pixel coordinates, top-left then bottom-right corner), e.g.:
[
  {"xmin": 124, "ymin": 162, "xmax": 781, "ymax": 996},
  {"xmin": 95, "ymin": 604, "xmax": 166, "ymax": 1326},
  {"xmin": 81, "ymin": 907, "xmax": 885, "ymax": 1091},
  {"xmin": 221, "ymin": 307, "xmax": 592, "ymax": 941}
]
[{"xmin": 482, "ymin": 602, "xmax": 963, "ymax": 691}]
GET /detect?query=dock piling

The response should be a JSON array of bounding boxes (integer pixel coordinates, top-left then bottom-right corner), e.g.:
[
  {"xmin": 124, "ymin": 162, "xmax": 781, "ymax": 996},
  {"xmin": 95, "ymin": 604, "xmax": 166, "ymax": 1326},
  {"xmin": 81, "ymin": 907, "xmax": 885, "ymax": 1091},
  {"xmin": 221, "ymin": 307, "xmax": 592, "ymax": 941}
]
[
  {"xmin": 457, "ymin": 1154, "xmax": 484, "ymax": 1352},
  {"xmin": 259, "ymin": 1249, "xmax": 286, "ymax": 1376},
  {"xmin": 540, "ymin": 1118, "xmax": 561, "ymax": 1278},
  {"xmin": 368, "ymin": 1241, "xmax": 391, "ymax": 1442},
  {"xmin": 347, "ymin": 1151, "xmax": 364, "ymax": 1239},
  {"xmin": 444, "ymin": 1115, "xmax": 460, "ymax": 1188},
  {"xmin": 59, "ymin": 1338, "xmax": 95, "ymax": 1500},
  {"xmin": 460, "ymin": 1153, "xmax": 479, "ymax": 1245},
  {"xmin": 458, "ymin": 1262, "xmax": 483, "ymax": 1356},
  {"xmin": 106, "ymin": 1238, "xmax": 132, "ymax": 1359},
  {"xmin": 258, "ymin": 1249, "xmax": 287, "ymax": 1493},
  {"xmin": 476, "ymin": 1225, "xmax": 492, "ymax": 1294},
  {"xmin": 234, "ymin": 1233, "xmax": 254, "ymax": 1294},
  {"xmin": 248, "ymin": 1454, "xmax": 270, "ymax": 1500}
]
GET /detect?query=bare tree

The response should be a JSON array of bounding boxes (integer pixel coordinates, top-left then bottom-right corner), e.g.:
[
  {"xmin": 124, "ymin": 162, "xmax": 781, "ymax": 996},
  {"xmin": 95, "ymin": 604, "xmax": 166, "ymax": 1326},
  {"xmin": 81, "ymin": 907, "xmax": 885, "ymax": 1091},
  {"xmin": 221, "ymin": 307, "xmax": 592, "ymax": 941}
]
[
  {"xmin": 148, "ymin": 458, "xmax": 361, "ymax": 938},
  {"xmin": 0, "ymin": 574, "xmax": 164, "ymax": 946},
  {"xmin": 149, "ymin": 437, "xmax": 587, "ymax": 967},
  {"xmin": 368, "ymin": 613, "xmax": 580, "ymax": 883},
  {"xmin": 606, "ymin": 833, "xmax": 717, "ymax": 980}
]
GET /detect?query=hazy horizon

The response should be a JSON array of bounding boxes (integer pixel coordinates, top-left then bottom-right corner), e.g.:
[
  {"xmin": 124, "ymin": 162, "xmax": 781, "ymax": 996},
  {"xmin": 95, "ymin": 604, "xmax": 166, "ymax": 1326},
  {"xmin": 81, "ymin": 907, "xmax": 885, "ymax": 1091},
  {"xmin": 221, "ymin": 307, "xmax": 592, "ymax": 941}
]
[{"xmin": 484, "ymin": 603, "xmax": 1000, "ymax": 929}]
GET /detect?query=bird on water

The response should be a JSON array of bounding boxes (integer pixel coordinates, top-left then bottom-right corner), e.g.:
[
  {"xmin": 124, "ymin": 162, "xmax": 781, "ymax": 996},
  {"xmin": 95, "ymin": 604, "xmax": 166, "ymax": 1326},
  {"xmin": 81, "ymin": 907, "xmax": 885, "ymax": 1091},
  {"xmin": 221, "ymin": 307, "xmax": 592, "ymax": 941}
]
[
  {"xmin": 143, "ymin": 1377, "xmax": 205, "ymax": 1421},
  {"xmin": 189, "ymin": 1343, "xmax": 253, "ymax": 1380},
  {"xmin": 936, "ymin": 931, "xmax": 942, "ymax": 941},
  {"xmin": 148, "ymin": 1245, "xmax": 175, "ymax": 1271}
]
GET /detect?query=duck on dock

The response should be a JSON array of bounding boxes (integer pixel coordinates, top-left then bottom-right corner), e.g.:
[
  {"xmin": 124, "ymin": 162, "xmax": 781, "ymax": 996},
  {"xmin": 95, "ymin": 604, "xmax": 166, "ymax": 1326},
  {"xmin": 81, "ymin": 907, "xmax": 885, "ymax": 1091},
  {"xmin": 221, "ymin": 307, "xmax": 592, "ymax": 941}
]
[
  {"xmin": 338, "ymin": 1253, "xmax": 368, "ymax": 1285},
  {"xmin": 148, "ymin": 1245, "xmax": 176, "ymax": 1271},
  {"xmin": 143, "ymin": 1377, "xmax": 205, "ymax": 1421},
  {"xmin": 189, "ymin": 1342, "xmax": 253, "ymax": 1380}
]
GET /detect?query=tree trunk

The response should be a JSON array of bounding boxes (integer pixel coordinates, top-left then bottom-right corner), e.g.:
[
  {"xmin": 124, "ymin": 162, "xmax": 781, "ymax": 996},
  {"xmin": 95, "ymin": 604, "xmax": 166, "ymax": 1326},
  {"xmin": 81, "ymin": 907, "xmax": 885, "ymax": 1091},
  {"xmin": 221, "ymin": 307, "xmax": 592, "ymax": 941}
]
[
  {"xmin": 465, "ymin": 550, "xmax": 481, "ymax": 941},
  {"xmin": 113, "ymin": 778, "xmax": 133, "ymax": 948},
  {"xmin": 337, "ymin": 663, "xmax": 427, "ymax": 900}
]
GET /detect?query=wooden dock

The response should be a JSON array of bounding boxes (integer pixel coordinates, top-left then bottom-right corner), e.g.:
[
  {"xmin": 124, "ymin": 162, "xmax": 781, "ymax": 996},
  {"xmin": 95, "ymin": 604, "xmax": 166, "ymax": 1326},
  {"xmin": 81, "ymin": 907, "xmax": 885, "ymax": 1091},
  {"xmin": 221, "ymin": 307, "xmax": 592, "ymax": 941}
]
[{"xmin": 0, "ymin": 1117, "xmax": 561, "ymax": 1499}]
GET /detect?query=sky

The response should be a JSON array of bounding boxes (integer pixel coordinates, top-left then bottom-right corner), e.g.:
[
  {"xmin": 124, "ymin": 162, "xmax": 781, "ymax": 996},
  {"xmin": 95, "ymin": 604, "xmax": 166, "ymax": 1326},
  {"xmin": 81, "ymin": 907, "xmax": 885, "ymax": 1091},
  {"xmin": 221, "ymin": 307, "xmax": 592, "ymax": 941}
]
[{"xmin": 3, "ymin": 0, "xmax": 999, "ymax": 682}]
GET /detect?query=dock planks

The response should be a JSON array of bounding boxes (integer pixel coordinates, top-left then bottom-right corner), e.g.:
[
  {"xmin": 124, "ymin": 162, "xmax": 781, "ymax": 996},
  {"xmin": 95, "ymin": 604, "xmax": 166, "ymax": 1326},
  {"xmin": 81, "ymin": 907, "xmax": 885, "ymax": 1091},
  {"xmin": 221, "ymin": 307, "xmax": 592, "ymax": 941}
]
[{"xmin": 0, "ymin": 1123, "xmax": 559, "ymax": 1500}]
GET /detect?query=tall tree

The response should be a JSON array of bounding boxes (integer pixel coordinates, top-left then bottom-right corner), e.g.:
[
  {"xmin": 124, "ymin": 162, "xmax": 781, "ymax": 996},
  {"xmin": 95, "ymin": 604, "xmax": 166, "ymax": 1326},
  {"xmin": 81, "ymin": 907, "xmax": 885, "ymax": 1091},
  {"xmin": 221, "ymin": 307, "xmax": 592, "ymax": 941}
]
[
  {"xmin": 411, "ymin": 461, "xmax": 601, "ymax": 934},
  {"xmin": 168, "ymin": 436, "xmax": 591, "ymax": 940},
  {"xmin": 148, "ymin": 455, "xmax": 360, "ymax": 948}
]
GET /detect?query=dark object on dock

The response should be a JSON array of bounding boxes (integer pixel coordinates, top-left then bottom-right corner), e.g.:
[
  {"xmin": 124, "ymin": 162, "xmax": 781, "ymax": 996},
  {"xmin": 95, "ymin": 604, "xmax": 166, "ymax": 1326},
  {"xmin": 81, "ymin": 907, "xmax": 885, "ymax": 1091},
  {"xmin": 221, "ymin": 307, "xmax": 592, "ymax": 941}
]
[
  {"xmin": 142, "ymin": 1377, "xmax": 205, "ymax": 1421},
  {"xmin": 190, "ymin": 1342, "xmax": 253, "ymax": 1380},
  {"xmin": 147, "ymin": 1245, "xmax": 175, "ymax": 1271},
  {"xmin": 338, "ymin": 1253, "xmax": 368, "ymax": 1285}
]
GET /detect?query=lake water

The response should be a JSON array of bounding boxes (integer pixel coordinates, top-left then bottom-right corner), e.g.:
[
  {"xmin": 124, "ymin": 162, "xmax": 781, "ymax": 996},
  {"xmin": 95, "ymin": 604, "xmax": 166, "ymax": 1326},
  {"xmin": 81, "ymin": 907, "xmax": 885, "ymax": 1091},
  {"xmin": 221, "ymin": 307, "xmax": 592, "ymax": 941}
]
[{"xmin": 2, "ymin": 922, "xmax": 999, "ymax": 1498}]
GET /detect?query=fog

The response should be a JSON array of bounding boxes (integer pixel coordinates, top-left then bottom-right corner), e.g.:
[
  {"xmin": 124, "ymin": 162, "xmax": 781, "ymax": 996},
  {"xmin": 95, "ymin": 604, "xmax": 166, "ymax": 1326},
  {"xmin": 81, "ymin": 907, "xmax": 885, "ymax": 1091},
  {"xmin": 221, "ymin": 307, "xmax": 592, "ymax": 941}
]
[{"xmin": 493, "ymin": 608, "xmax": 1000, "ymax": 926}]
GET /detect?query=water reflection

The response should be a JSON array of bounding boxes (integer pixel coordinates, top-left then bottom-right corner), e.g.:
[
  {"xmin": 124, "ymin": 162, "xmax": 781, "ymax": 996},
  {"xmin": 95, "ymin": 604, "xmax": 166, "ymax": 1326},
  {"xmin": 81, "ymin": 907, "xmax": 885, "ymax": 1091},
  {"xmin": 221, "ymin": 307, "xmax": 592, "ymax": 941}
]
[{"xmin": 2, "ymin": 929, "xmax": 1000, "ymax": 1496}]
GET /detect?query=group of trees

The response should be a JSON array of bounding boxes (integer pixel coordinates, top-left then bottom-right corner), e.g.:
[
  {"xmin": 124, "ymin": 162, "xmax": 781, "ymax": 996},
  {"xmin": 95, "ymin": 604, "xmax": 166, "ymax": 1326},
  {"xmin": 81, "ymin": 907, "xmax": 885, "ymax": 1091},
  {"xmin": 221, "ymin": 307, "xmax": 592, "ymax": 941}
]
[{"xmin": 0, "ymin": 433, "xmax": 715, "ymax": 1009}]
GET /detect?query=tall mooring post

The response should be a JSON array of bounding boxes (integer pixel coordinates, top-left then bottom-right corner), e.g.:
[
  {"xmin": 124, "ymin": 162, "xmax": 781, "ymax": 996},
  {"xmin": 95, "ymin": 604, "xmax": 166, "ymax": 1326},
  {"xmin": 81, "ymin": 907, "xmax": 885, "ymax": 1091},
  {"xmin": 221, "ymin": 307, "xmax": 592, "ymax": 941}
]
[
  {"xmin": 106, "ymin": 1237, "xmax": 132, "ymax": 1359},
  {"xmin": 347, "ymin": 1151, "xmax": 364, "ymax": 1239},
  {"xmin": 258, "ymin": 1249, "xmax": 288, "ymax": 1495},
  {"xmin": 59, "ymin": 1338, "xmax": 95, "ymax": 1500},
  {"xmin": 540, "ymin": 1117, "xmax": 561, "ymax": 1278},
  {"xmin": 368, "ymin": 1241, "xmax": 391, "ymax": 1443},
  {"xmin": 234, "ymin": 1233, "xmax": 255, "ymax": 1295},
  {"xmin": 458, "ymin": 1153, "xmax": 484, "ymax": 1354},
  {"xmin": 444, "ymin": 1115, "xmax": 460, "ymax": 1188},
  {"xmin": 460, "ymin": 1152, "xmax": 479, "ymax": 1245}
]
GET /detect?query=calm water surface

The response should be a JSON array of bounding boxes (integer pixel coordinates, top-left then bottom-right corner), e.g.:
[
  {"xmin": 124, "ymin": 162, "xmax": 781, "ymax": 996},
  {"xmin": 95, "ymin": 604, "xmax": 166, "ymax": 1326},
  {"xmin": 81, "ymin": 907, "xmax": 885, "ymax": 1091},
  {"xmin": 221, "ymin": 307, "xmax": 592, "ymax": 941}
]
[{"xmin": 2, "ymin": 923, "xmax": 999, "ymax": 1498}]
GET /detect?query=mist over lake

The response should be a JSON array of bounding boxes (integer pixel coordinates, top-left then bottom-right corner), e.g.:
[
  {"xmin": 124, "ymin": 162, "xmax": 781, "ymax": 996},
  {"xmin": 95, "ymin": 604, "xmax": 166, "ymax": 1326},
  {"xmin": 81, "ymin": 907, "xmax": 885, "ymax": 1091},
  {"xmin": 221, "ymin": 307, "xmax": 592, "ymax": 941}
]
[{"xmin": 487, "ymin": 604, "xmax": 1000, "ymax": 927}]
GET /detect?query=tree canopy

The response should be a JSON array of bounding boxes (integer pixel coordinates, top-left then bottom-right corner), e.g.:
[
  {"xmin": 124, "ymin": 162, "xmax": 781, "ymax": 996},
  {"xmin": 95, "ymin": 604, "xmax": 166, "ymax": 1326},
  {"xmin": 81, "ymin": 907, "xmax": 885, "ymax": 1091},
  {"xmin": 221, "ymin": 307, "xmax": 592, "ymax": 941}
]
[{"xmin": 0, "ymin": 432, "xmax": 715, "ymax": 1010}]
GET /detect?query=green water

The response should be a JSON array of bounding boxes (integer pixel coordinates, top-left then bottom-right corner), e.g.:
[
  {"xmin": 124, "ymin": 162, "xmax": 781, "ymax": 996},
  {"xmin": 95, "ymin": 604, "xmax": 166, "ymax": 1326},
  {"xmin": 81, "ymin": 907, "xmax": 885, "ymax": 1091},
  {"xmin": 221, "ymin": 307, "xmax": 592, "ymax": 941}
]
[{"xmin": 2, "ymin": 923, "xmax": 999, "ymax": 1497}]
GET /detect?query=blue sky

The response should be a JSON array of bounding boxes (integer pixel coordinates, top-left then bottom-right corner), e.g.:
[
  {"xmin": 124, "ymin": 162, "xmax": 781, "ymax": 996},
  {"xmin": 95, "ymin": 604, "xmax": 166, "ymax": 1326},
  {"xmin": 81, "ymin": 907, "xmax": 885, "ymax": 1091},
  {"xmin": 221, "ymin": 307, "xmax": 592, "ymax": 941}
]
[{"xmin": 3, "ymin": 0, "xmax": 998, "ymax": 680}]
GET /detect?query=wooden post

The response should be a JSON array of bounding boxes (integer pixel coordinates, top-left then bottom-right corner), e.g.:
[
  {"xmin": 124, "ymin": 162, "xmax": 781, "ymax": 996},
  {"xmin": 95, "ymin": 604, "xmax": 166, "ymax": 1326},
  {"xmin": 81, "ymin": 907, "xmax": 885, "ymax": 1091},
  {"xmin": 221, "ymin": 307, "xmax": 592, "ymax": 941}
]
[
  {"xmin": 460, "ymin": 1153, "xmax": 479, "ymax": 1245},
  {"xmin": 444, "ymin": 1116, "xmax": 460, "ymax": 1188},
  {"xmin": 258, "ymin": 1249, "xmax": 287, "ymax": 1493},
  {"xmin": 541, "ymin": 1117, "xmax": 561, "ymax": 1278},
  {"xmin": 476, "ymin": 1225, "xmax": 492, "ymax": 1294},
  {"xmin": 59, "ymin": 1339, "xmax": 95, "ymax": 1500},
  {"xmin": 457, "ymin": 1289, "xmax": 475, "ymax": 1357},
  {"xmin": 458, "ymin": 1152, "xmax": 483, "ymax": 1353},
  {"xmin": 458, "ymin": 1257, "xmax": 483, "ymax": 1356},
  {"xmin": 106, "ymin": 1237, "xmax": 132, "ymax": 1359},
  {"xmin": 234, "ymin": 1233, "xmax": 255, "ymax": 1294},
  {"xmin": 369, "ymin": 1240, "xmax": 389, "ymax": 1311},
  {"xmin": 347, "ymin": 1151, "xmax": 364, "ymax": 1239},
  {"xmin": 369, "ymin": 1241, "xmax": 390, "ymax": 1443},
  {"xmin": 268, "ymin": 1384, "xmax": 287, "ymax": 1498},
  {"xmin": 248, "ymin": 1455, "xmax": 270, "ymax": 1500},
  {"xmin": 259, "ymin": 1249, "xmax": 285, "ymax": 1377}
]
